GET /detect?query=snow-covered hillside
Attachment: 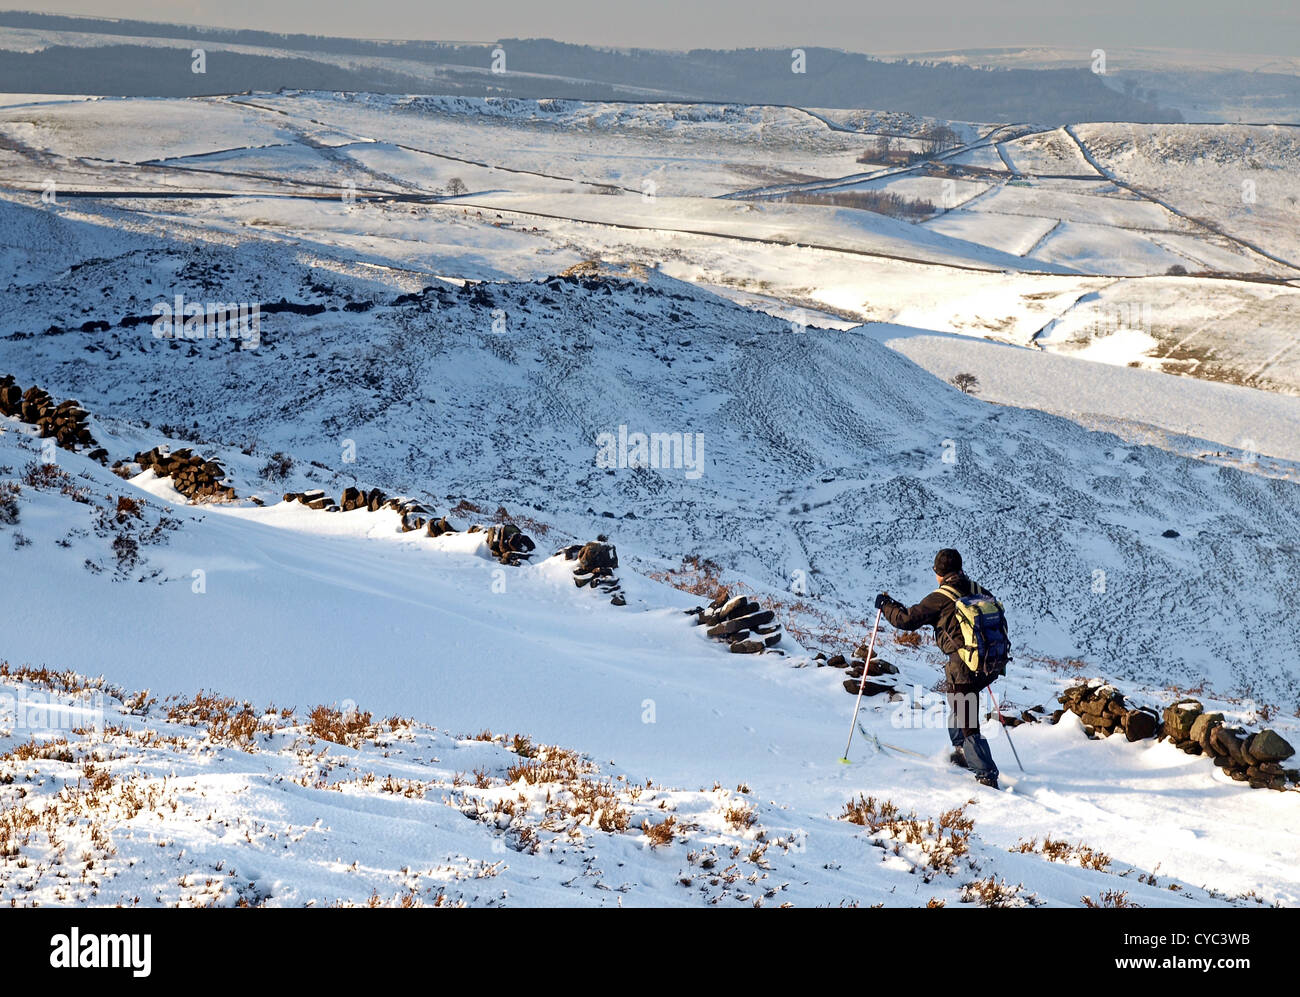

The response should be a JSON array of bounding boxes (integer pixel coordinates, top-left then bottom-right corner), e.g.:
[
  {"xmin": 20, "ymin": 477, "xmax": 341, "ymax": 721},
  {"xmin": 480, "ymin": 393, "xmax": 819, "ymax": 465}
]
[
  {"xmin": 2, "ymin": 241, "xmax": 1299, "ymax": 704},
  {"xmin": 1, "ymin": 420, "xmax": 1296, "ymax": 907},
  {"xmin": 3, "ymin": 92, "xmax": 1299, "ymax": 398},
  {"xmin": 2, "ymin": 86, "xmax": 1299, "ymax": 909}
]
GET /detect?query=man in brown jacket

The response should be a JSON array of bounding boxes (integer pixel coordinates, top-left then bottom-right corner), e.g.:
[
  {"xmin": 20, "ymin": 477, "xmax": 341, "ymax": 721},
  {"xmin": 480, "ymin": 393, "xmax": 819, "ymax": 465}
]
[{"xmin": 874, "ymin": 548, "xmax": 1000, "ymax": 788}]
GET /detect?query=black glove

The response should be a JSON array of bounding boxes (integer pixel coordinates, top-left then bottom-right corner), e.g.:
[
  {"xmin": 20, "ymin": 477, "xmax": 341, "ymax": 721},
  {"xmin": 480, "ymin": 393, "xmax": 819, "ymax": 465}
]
[{"xmin": 874, "ymin": 593, "xmax": 891, "ymax": 610}]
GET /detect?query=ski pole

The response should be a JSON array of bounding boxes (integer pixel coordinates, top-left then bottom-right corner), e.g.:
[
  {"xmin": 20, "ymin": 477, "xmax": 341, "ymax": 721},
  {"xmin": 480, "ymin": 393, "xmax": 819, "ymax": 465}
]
[
  {"xmin": 839, "ymin": 608, "xmax": 883, "ymax": 764},
  {"xmin": 986, "ymin": 684, "xmax": 1025, "ymax": 772}
]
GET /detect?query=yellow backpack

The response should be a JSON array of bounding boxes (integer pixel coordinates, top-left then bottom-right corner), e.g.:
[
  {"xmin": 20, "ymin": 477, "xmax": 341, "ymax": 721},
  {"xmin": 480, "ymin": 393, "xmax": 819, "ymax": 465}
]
[{"xmin": 937, "ymin": 584, "xmax": 1011, "ymax": 680}]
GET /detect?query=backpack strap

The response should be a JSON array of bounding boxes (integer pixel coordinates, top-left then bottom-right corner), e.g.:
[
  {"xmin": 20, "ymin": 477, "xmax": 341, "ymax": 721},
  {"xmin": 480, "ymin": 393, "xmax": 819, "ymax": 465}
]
[{"xmin": 936, "ymin": 584, "xmax": 964, "ymax": 602}]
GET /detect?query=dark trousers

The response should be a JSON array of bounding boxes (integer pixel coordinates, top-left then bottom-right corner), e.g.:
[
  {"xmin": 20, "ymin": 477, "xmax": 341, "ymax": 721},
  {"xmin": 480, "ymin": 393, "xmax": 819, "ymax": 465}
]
[{"xmin": 947, "ymin": 687, "xmax": 998, "ymax": 779}]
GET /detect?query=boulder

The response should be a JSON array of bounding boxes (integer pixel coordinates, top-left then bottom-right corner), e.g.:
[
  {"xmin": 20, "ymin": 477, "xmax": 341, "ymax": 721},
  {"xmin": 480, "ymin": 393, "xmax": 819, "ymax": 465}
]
[
  {"xmin": 577, "ymin": 541, "xmax": 618, "ymax": 573},
  {"xmin": 1123, "ymin": 708, "xmax": 1159, "ymax": 742},
  {"xmin": 1189, "ymin": 712, "xmax": 1224, "ymax": 749},
  {"xmin": 1210, "ymin": 725, "xmax": 1245, "ymax": 762},
  {"xmin": 1248, "ymin": 729, "xmax": 1295, "ymax": 763},
  {"xmin": 1163, "ymin": 700, "xmax": 1203, "ymax": 741}
]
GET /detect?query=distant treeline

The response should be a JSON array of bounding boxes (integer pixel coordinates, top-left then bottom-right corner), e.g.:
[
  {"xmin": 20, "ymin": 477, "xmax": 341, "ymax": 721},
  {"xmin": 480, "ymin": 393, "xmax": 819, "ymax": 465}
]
[
  {"xmin": 773, "ymin": 190, "xmax": 937, "ymax": 219},
  {"xmin": 0, "ymin": 13, "xmax": 1184, "ymax": 124}
]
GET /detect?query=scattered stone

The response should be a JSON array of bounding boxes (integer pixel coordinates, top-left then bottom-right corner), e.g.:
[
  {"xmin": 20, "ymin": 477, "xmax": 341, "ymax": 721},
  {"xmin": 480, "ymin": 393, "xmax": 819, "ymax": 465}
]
[
  {"xmin": 692, "ymin": 586, "xmax": 785, "ymax": 654},
  {"xmin": 561, "ymin": 539, "xmax": 623, "ymax": 604},
  {"xmin": 133, "ymin": 445, "xmax": 237, "ymax": 503},
  {"xmin": 842, "ymin": 679, "xmax": 893, "ymax": 697},
  {"xmin": 1, "ymin": 375, "xmax": 100, "ymax": 454},
  {"xmin": 1058, "ymin": 680, "xmax": 1292, "ymax": 790},
  {"xmin": 485, "ymin": 523, "xmax": 536, "ymax": 566}
]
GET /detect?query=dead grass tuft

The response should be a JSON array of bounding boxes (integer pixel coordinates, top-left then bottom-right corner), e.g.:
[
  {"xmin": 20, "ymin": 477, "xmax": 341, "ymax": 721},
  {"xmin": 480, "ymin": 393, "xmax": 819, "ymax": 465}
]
[
  {"xmin": 1014, "ymin": 837, "xmax": 1111, "ymax": 872},
  {"xmin": 307, "ymin": 704, "xmax": 376, "ymax": 747},
  {"xmin": 642, "ymin": 815, "xmax": 677, "ymax": 846},
  {"xmin": 1082, "ymin": 890, "xmax": 1139, "ymax": 908}
]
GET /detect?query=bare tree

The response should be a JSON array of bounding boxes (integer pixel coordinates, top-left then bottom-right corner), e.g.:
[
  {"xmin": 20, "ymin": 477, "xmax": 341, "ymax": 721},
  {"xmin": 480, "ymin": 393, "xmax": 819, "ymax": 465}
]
[
  {"xmin": 950, "ymin": 372, "xmax": 979, "ymax": 395},
  {"xmin": 446, "ymin": 177, "xmax": 468, "ymax": 196},
  {"xmin": 919, "ymin": 124, "xmax": 960, "ymax": 157}
]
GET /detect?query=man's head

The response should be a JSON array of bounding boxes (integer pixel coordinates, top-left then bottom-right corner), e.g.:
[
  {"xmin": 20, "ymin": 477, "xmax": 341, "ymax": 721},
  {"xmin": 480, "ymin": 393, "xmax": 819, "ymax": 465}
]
[{"xmin": 933, "ymin": 548, "xmax": 963, "ymax": 579}]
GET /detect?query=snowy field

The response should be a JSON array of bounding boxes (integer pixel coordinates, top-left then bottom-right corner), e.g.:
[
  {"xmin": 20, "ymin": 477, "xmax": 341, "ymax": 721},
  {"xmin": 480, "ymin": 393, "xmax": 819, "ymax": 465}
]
[{"xmin": 3, "ymin": 92, "xmax": 1299, "ymax": 393}]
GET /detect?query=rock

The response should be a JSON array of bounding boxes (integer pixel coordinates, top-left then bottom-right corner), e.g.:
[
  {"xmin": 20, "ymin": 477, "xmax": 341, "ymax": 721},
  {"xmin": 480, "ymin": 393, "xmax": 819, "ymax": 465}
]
[
  {"xmin": 826, "ymin": 654, "xmax": 847, "ymax": 669},
  {"xmin": 1210, "ymin": 725, "xmax": 1245, "ymax": 762},
  {"xmin": 577, "ymin": 541, "xmax": 618, "ymax": 573},
  {"xmin": 1123, "ymin": 709, "xmax": 1159, "ymax": 741},
  {"xmin": 716, "ymin": 595, "xmax": 750, "ymax": 619},
  {"xmin": 730, "ymin": 640, "xmax": 765, "ymax": 654},
  {"xmin": 1248, "ymin": 729, "xmax": 1295, "ymax": 763},
  {"xmin": 706, "ymin": 610, "xmax": 774, "ymax": 639},
  {"xmin": 843, "ymin": 679, "xmax": 893, "ymax": 696},
  {"xmin": 1189, "ymin": 712, "xmax": 1224, "ymax": 749},
  {"xmin": 1162, "ymin": 700, "xmax": 1202, "ymax": 741},
  {"xmin": 867, "ymin": 658, "xmax": 899, "ymax": 676}
]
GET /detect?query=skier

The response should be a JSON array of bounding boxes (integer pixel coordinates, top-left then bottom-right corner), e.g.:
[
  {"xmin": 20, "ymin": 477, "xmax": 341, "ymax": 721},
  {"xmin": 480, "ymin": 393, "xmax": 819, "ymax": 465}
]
[{"xmin": 874, "ymin": 548, "xmax": 1003, "ymax": 789}]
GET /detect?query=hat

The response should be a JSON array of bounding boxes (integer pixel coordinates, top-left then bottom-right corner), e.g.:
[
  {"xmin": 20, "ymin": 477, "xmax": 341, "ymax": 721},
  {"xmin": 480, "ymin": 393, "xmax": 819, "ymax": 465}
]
[{"xmin": 933, "ymin": 548, "xmax": 963, "ymax": 575}]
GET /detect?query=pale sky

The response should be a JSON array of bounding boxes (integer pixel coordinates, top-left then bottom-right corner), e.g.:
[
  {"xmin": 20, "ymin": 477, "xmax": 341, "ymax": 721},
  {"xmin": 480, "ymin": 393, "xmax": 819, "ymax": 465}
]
[{"xmin": 16, "ymin": 0, "xmax": 1300, "ymax": 58}]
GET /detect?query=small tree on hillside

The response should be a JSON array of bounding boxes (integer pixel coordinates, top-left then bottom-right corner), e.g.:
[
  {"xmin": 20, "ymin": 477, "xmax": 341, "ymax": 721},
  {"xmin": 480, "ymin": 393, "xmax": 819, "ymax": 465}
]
[
  {"xmin": 446, "ymin": 177, "xmax": 468, "ymax": 196},
  {"xmin": 950, "ymin": 372, "xmax": 979, "ymax": 395}
]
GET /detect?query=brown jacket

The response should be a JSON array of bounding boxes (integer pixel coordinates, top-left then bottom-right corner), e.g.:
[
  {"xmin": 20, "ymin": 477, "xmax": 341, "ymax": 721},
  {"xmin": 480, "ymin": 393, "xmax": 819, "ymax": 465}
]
[{"xmin": 880, "ymin": 572, "xmax": 994, "ymax": 690}]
